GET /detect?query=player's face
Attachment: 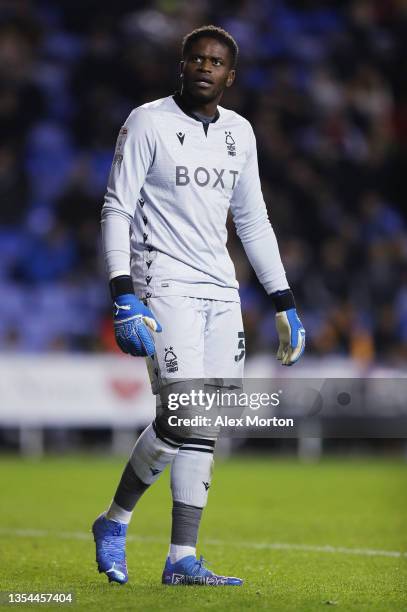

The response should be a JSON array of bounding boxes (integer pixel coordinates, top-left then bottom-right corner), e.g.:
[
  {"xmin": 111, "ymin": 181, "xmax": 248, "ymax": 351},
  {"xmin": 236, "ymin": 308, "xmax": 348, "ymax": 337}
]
[{"xmin": 181, "ymin": 37, "xmax": 235, "ymax": 104}]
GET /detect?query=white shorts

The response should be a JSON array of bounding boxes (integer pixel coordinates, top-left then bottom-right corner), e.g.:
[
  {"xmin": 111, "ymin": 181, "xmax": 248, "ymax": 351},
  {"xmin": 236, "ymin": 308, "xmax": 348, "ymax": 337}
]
[{"xmin": 145, "ymin": 295, "xmax": 245, "ymax": 393}]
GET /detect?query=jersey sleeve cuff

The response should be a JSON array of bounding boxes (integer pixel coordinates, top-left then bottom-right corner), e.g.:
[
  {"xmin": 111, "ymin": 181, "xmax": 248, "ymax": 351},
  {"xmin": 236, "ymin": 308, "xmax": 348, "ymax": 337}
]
[
  {"xmin": 109, "ymin": 275, "xmax": 134, "ymax": 299},
  {"xmin": 270, "ymin": 289, "xmax": 295, "ymax": 312}
]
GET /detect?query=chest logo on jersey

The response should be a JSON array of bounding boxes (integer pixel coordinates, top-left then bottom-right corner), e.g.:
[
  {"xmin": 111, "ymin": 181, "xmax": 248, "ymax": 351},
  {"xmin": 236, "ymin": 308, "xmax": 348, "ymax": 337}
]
[
  {"xmin": 176, "ymin": 132, "xmax": 185, "ymax": 145},
  {"xmin": 176, "ymin": 166, "xmax": 239, "ymax": 190},
  {"xmin": 225, "ymin": 131, "xmax": 236, "ymax": 156}
]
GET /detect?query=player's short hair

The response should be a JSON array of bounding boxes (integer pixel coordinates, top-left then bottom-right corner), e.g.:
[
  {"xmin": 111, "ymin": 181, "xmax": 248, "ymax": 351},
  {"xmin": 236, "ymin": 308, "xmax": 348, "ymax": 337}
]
[{"xmin": 182, "ymin": 25, "xmax": 238, "ymax": 68}]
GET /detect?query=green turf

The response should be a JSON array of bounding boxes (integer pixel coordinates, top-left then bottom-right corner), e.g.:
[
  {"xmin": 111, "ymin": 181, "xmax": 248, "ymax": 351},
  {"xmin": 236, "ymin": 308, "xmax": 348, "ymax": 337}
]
[{"xmin": 0, "ymin": 456, "xmax": 406, "ymax": 611}]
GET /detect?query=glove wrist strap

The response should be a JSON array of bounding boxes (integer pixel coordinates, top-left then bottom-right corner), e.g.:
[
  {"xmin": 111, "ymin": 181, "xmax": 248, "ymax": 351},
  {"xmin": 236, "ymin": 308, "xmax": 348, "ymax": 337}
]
[
  {"xmin": 270, "ymin": 289, "xmax": 295, "ymax": 312},
  {"xmin": 110, "ymin": 275, "xmax": 134, "ymax": 299}
]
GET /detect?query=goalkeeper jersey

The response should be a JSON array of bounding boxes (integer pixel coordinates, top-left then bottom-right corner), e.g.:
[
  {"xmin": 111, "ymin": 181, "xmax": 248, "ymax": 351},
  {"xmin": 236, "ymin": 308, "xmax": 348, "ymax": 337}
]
[{"xmin": 101, "ymin": 93, "xmax": 289, "ymax": 302}]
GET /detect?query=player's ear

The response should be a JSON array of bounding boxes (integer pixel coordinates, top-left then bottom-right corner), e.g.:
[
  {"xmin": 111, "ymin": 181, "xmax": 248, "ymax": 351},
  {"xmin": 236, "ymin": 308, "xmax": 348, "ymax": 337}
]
[
  {"xmin": 179, "ymin": 60, "xmax": 184, "ymax": 78},
  {"xmin": 226, "ymin": 69, "xmax": 235, "ymax": 88}
]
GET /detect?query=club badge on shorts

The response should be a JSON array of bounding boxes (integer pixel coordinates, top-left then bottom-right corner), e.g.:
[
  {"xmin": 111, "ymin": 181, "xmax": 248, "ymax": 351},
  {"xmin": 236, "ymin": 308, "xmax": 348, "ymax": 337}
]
[{"xmin": 164, "ymin": 347, "xmax": 178, "ymax": 373}]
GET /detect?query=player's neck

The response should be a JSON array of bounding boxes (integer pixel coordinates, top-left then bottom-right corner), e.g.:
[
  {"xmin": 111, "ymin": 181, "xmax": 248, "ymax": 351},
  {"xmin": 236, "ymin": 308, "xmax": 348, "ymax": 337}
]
[{"xmin": 179, "ymin": 89, "xmax": 220, "ymax": 118}]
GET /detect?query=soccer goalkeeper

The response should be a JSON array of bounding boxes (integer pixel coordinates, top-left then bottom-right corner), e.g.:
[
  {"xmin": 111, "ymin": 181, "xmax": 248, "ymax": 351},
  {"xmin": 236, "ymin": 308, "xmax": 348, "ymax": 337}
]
[{"xmin": 93, "ymin": 25, "xmax": 305, "ymax": 587}]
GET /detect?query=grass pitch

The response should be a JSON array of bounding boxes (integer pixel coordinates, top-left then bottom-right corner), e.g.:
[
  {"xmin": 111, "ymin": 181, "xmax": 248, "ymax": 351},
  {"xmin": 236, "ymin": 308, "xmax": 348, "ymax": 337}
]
[{"xmin": 0, "ymin": 455, "xmax": 406, "ymax": 611}]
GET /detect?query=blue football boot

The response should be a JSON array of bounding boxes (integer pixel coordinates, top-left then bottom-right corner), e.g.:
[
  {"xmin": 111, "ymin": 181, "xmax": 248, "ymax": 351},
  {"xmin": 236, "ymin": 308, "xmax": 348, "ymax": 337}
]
[
  {"xmin": 162, "ymin": 555, "xmax": 243, "ymax": 586},
  {"xmin": 92, "ymin": 513, "xmax": 128, "ymax": 584}
]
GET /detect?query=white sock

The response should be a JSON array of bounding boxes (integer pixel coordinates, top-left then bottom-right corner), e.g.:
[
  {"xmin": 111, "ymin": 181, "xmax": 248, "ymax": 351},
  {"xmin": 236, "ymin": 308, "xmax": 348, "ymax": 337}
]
[
  {"xmin": 169, "ymin": 544, "xmax": 196, "ymax": 564},
  {"xmin": 171, "ymin": 446, "xmax": 214, "ymax": 507},
  {"xmin": 106, "ymin": 500, "xmax": 133, "ymax": 525},
  {"xmin": 129, "ymin": 423, "xmax": 180, "ymax": 484}
]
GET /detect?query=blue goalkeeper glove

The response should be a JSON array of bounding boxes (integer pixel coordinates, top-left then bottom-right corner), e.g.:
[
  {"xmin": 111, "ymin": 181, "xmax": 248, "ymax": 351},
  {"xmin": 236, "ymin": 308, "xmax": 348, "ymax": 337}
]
[
  {"xmin": 271, "ymin": 290, "xmax": 305, "ymax": 366},
  {"xmin": 113, "ymin": 293, "xmax": 162, "ymax": 357},
  {"xmin": 275, "ymin": 308, "xmax": 305, "ymax": 366}
]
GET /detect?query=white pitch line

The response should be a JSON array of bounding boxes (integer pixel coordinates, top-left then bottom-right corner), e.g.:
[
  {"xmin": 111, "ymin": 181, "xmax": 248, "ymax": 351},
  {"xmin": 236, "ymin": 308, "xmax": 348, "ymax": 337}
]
[{"xmin": 0, "ymin": 528, "xmax": 405, "ymax": 559}]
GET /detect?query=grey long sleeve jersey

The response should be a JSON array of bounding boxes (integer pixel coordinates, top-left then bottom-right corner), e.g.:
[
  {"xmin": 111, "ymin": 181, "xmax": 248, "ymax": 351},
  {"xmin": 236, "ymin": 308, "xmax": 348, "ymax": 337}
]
[{"xmin": 101, "ymin": 94, "xmax": 289, "ymax": 302}]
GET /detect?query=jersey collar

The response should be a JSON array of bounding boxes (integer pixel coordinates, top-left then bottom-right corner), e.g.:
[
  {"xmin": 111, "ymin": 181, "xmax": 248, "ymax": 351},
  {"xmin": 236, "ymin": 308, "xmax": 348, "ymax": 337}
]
[{"xmin": 172, "ymin": 91, "xmax": 220, "ymax": 124}]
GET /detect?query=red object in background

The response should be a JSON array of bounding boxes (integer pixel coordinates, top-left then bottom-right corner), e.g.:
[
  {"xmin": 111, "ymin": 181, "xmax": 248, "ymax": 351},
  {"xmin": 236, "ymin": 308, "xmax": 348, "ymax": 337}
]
[
  {"xmin": 110, "ymin": 379, "xmax": 144, "ymax": 401},
  {"xmin": 100, "ymin": 314, "xmax": 122, "ymax": 354}
]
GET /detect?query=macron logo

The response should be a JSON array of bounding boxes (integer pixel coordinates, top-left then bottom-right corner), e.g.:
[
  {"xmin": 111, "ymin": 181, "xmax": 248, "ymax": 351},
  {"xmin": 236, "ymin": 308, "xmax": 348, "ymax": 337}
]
[
  {"xmin": 176, "ymin": 132, "xmax": 185, "ymax": 145},
  {"xmin": 114, "ymin": 302, "xmax": 131, "ymax": 316}
]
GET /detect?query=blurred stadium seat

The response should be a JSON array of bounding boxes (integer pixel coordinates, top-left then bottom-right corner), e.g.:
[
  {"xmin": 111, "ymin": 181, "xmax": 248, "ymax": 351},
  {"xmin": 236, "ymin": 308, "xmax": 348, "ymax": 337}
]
[{"xmin": 0, "ymin": 0, "xmax": 406, "ymax": 363}]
